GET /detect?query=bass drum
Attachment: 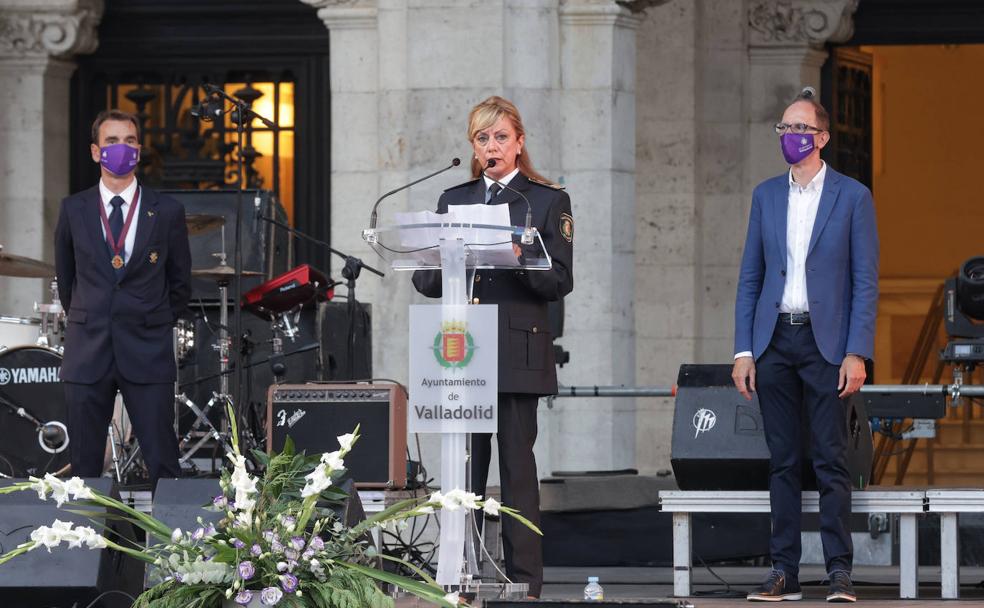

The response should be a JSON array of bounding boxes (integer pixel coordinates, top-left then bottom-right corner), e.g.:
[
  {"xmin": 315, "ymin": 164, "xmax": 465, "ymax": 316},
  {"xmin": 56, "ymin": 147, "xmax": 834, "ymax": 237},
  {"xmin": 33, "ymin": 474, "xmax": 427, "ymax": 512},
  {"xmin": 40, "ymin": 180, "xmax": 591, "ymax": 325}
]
[{"xmin": 0, "ymin": 346, "xmax": 70, "ymax": 477}]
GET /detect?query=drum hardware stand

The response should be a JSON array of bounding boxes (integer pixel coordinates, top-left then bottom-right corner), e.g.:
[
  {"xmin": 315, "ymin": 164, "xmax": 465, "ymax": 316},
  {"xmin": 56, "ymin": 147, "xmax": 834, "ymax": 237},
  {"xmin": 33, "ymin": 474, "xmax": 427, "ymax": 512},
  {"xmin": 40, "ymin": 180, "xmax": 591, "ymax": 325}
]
[
  {"xmin": 33, "ymin": 279, "xmax": 64, "ymax": 351},
  {"xmin": 176, "ymin": 241, "xmax": 236, "ymax": 465},
  {"xmin": 269, "ymin": 308, "xmax": 301, "ymax": 383},
  {"xmin": 108, "ymin": 423, "xmax": 123, "ymax": 482}
]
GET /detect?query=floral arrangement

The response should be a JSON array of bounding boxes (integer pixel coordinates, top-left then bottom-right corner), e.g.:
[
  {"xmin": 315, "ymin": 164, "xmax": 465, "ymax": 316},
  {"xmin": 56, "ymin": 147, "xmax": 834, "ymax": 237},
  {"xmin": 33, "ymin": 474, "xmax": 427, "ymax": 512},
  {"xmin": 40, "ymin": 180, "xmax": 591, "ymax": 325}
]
[{"xmin": 0, "ymin": 407, "xmax": 539, "ymax": 608}]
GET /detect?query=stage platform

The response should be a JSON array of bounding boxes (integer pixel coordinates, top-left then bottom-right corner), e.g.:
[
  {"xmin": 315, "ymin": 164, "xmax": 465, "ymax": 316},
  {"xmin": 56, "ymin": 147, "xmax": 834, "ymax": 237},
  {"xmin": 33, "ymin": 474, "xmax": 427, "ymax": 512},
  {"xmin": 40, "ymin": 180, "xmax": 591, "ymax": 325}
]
[{"xmin": 539, "ymin": 565, "xmax": 984, "ymax": 605}]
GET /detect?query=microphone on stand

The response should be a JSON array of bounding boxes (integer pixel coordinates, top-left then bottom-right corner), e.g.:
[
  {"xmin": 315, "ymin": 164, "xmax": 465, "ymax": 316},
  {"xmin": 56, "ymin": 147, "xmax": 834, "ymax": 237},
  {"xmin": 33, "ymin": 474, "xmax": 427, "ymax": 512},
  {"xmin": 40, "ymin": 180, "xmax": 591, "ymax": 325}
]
[
  {"xmin": 482, "ymin": 159, "xmax": 535, "ymax": 245},
  {"xmin": 189, "ymin": 95, "xmax": 224, "ymax": 122},
  {"xmin": 368, "ymin": 158, "xmax": 461, "ymax": 231}
]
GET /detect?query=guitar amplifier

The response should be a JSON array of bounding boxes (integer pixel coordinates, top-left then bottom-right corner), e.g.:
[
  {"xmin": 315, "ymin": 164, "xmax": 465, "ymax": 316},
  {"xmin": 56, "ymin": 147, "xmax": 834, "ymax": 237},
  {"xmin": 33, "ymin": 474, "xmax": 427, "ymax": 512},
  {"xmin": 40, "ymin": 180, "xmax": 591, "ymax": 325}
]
[{"xmin": 267, "ymin": 383, "xmax": 407, "ymax": 489}]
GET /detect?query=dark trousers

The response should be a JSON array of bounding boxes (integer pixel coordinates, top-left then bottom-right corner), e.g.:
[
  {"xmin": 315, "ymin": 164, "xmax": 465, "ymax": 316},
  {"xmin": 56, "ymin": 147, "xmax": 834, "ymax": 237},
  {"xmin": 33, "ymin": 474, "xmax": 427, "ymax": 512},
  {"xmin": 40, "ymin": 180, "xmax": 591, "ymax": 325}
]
[
  {"xmin": 64, "ymin": 360, "xmax": 180, "ymax": 491},
  {"xmin": 471, "ymin": 393, "xmax": 542, "ymax": 596},
  {"xmin": 757, "ymin": 322, "xmax": 853, "ymax": 577}
]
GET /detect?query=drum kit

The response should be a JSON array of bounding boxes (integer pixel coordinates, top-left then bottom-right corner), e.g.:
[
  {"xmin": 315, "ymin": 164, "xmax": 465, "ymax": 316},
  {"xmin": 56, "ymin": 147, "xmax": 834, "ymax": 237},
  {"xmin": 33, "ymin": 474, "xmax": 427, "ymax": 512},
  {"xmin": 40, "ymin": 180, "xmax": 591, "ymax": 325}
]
[{"xmin": 0, "ymin": 213, "xmax": 309, "ymax": 484}]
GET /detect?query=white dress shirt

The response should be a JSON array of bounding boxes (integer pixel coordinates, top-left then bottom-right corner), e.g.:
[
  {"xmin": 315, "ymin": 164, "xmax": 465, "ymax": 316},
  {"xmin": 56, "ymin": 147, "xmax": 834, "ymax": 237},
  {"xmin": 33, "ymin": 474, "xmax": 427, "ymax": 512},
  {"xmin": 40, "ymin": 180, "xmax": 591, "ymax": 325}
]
[
  {"xmin": 98, "ymin": 177, "xmax": 141, "ymax": 265},
  {"xmin": 781, "ymin": 161, "xmax": 826, "ymax": 313},
  {"xmin": 483, "ymin": 167, "xmax": 519, "ymax": 201},
  {"xmin": 734, "ymin": 162, "xmax": 826, "ymax": 360}
]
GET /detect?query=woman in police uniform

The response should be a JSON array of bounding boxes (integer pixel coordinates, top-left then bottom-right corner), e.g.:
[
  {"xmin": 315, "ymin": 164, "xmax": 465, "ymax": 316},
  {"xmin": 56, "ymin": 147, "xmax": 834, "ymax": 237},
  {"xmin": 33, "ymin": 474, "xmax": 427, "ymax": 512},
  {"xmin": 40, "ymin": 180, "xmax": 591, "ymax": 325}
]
[{"xmin": 412, "ymin": 96, "xmax": 573, "ymax": 598}]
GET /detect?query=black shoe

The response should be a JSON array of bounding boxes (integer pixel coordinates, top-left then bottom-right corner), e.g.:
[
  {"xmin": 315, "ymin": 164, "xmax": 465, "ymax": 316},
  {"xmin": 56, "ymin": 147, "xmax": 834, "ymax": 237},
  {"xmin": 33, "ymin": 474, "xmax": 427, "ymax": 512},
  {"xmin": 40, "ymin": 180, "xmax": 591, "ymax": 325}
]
[
  {"xmin": 747, "ymin": 569, "xmax": 802, "ymax": 602},
  {"xmin": 826, "ymin": 570, "xmax": 856, "ymax": 602}
]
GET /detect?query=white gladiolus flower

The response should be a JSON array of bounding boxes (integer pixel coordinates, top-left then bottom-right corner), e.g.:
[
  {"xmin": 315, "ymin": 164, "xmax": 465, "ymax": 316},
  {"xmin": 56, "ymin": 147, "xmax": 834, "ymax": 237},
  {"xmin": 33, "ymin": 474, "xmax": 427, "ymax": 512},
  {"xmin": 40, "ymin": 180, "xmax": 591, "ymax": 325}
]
[
  {"xmin": 227, "ymin": 454, "xmax": 258, "ymax": 513},
  {"xmin": 482, "ymin": 498, "xmax": 501, "ymax": 516},
  {"xmin": 171, "ymin": 528, "xmax": 183, "ymax": 543},
  {"xmin": 336, "ymin": 432, "xmax": 356, "ymax": 452},
  {"xmin": 444, "ymin": 591, "xmax": 460, "ymax": 605},
  {"xmin": 321, "ymin": 450, "xmax": 344, "ymax": 471},
  {"xmin": 28, "ymin": 476, "xmax": 49, "ymax": 501},
  {"xmin": 301, "ymin": 465, "xmax": 332, "ymax": 498},
  {"xmin": 30, "ymin": 520, "xmax": 70, "ymax": 551},
  {"xmin": 46, "ymin": 476, "xmax": 70, "ymax": 507},
  {"xmin": 75, "ymin": 526, "xmax": 107, "ymax": 549},
  {"xmin": 62, "ymin": 477, "xmax": 94, "ymax": 501},
  {"xmin": 444, "ymin": 489, "xmax": 480, "ymax": 510}
]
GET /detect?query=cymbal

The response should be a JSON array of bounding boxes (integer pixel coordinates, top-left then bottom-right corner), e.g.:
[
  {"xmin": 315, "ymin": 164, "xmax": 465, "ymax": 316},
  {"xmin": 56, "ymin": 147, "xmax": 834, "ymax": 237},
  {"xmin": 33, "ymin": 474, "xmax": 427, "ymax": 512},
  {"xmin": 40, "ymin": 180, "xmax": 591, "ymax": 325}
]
[
  {"xmin": 0, "ymin": 249, "xmax": 55, "ymax": 278},
  {"xmin": 186, "ymin": 214, "xmax": 225, "ymax": 236},
  {"xmin": 191, "ymin": 264, "xmax": 263, "ymax": 282}
]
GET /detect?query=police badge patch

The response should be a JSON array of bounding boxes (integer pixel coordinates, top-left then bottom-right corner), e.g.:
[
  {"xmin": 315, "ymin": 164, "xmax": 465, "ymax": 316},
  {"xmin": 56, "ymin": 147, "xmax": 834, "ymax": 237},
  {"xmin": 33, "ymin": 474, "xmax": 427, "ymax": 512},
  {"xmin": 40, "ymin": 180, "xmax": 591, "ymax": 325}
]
[{"xmin": 559, "ymin": 213, "xmax": 574, "ymax": 243}]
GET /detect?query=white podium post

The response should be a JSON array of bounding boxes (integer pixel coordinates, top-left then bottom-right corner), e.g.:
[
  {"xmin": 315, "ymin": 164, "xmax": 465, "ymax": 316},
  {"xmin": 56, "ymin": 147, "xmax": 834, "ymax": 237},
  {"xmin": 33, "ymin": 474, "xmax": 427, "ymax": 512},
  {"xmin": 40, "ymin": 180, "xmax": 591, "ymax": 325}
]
[
  {"xmin": 364, "ymin": 218, "xmax": 552, "ymax": 588},
  {"xmin": 436, "ymin": 237, "xmax": 471, "ymax": 585}
]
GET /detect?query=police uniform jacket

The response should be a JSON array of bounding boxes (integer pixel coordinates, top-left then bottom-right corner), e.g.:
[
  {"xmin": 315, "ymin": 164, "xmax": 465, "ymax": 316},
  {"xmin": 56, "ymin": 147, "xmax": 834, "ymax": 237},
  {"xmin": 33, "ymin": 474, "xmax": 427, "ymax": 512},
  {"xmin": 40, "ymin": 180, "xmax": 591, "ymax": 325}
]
[{"xmin": 412, "ymin": 172, "xmax": 574, "ymax": 395}]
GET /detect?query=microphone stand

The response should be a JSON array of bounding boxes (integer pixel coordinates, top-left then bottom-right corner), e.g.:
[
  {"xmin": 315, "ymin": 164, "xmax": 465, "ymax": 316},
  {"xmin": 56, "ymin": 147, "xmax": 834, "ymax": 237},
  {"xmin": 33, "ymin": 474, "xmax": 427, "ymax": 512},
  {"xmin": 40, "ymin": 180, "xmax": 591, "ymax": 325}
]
[
  {"xmin": 196, "ymin": 83, "xmax": 277, "ymax": 449},
  {"xmin": 482, "ymin": 159, "xmax": 535, "ymax": 244},
  {"xmin": 255, "ymin": 214, "xmax": 384, "ymax": 379}
]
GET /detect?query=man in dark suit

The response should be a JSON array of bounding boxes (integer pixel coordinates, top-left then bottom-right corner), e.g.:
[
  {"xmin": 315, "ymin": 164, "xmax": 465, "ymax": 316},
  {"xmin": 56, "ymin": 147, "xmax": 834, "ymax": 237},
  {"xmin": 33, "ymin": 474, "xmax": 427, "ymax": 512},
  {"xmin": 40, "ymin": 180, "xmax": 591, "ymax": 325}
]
[
  {"xmin": 412, "ymin": 96, "xmax": 574, "ymax": 598},
  {"xmin": 54, "ymin": 109, "xmax": 192, "ymax": 490},
  {"xmin": 733, "ymin": 89, "xmax": 878, "ymax": 603}
]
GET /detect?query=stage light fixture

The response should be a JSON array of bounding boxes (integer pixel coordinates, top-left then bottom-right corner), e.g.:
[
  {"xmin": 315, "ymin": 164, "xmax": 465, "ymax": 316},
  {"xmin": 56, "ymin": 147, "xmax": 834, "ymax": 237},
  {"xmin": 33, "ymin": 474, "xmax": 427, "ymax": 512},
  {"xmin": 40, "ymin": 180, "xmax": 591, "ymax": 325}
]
[{"xmin": 957, "ymin": 256, "xmax": 984, "ymax": 322}]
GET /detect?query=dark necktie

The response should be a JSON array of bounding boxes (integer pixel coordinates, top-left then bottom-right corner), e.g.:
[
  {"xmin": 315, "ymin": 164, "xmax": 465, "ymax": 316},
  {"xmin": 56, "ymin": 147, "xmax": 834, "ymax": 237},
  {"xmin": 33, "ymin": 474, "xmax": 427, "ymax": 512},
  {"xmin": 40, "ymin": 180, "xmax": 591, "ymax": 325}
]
[
  {"xmin": 487, "ymin": 183, "xmax": 502, "ymax": 203},
  {"xmin": 109, "ymin": 196, "xmax": 125, "ymax": 276},
  {"xmin": 109, "ymin": 196, "xmax": 125, "ymax": 244}
]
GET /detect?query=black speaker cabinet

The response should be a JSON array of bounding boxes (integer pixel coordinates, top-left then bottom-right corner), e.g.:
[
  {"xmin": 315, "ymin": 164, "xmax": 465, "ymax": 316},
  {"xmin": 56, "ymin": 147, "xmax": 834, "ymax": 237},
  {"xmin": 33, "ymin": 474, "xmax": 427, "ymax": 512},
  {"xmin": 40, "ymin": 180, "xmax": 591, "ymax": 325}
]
[
  {"xmin": 161, "ymin": 189, "xmax": 290, "ymax": 300},
  {"xmin": 0, "ymin": 478, "xmax": 142, "ymax": 608},
  {"xmin": 671, "ymin": 364, "xmax": 873, "ymax": 491},
  {"xmin": 267, "ymin": 383, "xmax": 407, "ymax": 488}
]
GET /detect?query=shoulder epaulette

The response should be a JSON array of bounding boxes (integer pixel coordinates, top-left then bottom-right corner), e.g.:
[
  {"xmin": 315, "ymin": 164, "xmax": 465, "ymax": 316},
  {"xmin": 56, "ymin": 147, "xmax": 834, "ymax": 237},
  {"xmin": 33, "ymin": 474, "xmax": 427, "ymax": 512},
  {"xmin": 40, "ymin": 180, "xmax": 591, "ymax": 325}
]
[
  {"xmin": 444, "ymin": 178, "xmax": 482, "ymax": 192},
  {"xmin": 528, "ymin": 176, "xmax": 565, "ymax": 190}
]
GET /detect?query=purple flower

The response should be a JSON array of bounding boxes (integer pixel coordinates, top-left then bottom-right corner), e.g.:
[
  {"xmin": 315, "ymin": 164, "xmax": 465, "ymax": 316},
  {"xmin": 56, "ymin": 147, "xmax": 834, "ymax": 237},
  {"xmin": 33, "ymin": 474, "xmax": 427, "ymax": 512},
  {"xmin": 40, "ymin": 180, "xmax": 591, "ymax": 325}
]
[
  {"xmin": 309, "ymin": 536, "xmax": 324, "ymax": 551},
  {"xmin": 271, "ymin": 539, "xmax": 284, "ymax": 553},
  {"xmin": 232, "ymin": 538, "xmax": 246, "ymax": 549},
  {"xmin": 280, "ymin": 573, "xmax": 299, "ymax": 593},
  {"xmin": 213, "ymin": 495, "xmax": 228, "ymax": 509},
  {"xmin": 238, "ymin": 560, "xmax": 256, "ymax": 580},
  {"xmin": 234, "ymin": 590, "xmax": 253, "ymax": 605},
  {"xmin": 284, "ymin": 548, "xmax": 299, "ymax": 561},
  {"xmin": 204, "ymin": 523, "xmax": 217, "ymax": 537},
  {"xmin": 262, "ymin": 530, "xmax": 275, "ymax": 543},
  {"xmin": 281, "ymin": 515, "xmax": 296, "ymax": 529},
  {"xmin": 192, "ymin": 527, "xmax": 205, "ymax": 541},
  {"xmin": 251, "ymin": 543, "xmax": 263, "ymax": 556},
  {"xmin": 302, "ymin": 548, "xmax": 315, "ymax": 560},
  {"xmin": 260, "ymin": 586, "xmax": 284, "ymax": 606},
  {"xmin": 290, "ymin": 536, "xmax": 306, "ymax": 551}
]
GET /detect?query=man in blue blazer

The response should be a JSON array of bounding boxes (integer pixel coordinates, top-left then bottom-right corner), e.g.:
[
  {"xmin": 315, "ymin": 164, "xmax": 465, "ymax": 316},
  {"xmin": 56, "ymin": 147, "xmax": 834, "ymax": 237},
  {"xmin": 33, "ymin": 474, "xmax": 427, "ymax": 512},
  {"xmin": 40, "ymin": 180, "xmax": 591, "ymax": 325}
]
[
  {"xmin": 54, "ymin": 110, "xmax": 192, "ymax": 490},
  {"xmin": 732, "ymin": 89, "xmax": 878, "ymax": 603}
]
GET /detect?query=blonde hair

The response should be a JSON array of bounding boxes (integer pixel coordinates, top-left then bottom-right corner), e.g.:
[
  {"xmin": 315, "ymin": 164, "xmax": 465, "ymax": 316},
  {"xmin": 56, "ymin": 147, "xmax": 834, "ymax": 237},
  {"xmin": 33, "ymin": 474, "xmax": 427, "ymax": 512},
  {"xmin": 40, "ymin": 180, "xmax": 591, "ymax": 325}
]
[{"xmin": 467, "ymin": 96, "xmax": 552, "ymax": 184}]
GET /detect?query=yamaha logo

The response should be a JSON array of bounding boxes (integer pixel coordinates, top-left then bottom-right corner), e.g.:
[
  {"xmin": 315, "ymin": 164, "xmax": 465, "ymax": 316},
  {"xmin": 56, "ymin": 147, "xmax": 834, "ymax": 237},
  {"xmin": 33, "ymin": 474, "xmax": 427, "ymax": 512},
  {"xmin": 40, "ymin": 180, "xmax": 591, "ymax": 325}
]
[
  {"xmin": 692, "ymin": 408, "xmax": 717, "ymax": 438},
  {"xmin": 0, "ymin": 366, "xmax": 60, "ymax": 385}
]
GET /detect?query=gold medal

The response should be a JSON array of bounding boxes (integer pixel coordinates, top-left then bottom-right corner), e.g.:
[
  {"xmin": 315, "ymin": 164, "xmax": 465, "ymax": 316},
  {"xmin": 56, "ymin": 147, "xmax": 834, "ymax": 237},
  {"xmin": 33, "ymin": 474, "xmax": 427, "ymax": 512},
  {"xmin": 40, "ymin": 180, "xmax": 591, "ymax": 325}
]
[{"xmin": 111, "ymin": 255, "xmax": 124, "ymax": 269}]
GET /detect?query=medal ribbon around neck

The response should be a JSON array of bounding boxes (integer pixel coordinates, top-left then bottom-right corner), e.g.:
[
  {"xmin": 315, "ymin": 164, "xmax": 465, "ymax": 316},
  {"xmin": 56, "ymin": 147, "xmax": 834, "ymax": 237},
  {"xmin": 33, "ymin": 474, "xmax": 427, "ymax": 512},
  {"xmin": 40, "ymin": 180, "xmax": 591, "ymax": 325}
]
[{"xmin": 98, "ymin": 186, "xmax": 141, "ymax": 270}]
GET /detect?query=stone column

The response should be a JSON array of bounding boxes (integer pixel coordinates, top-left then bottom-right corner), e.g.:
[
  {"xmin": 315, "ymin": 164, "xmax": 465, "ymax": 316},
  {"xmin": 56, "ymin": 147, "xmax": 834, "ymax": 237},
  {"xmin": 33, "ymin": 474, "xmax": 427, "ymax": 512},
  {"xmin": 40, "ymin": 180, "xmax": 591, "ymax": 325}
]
[
  {"xmin": 555, "ymin": 0, "xmax": 643, "ymax": 471},
  {"xmin": 745, "ymin": 0, "xmax": 858, "ymax": 189},
  {"xmin": 0, "ymin": 0, "xmax": 102, "ymax": 316}
]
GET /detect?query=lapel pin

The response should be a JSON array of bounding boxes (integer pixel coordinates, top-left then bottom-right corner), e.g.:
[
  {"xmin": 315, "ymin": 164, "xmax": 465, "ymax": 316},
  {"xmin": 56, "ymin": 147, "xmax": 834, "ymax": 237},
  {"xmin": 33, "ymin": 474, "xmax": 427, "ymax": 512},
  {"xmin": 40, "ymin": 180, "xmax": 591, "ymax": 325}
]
[
  {"xmin": 147, "ymin": 209, "xmax": 155, "ymax": 217},
  {"xmin": 149, "ymin": 251, "xmax": 159, "ymax": 264}
]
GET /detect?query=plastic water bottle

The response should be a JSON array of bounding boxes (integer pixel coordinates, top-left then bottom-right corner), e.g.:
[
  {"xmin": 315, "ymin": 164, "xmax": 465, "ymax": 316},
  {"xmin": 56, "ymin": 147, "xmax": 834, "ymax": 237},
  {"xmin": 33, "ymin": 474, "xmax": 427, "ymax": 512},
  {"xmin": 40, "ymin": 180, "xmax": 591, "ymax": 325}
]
[{"xmin": 583, "ymin": 576, "xmax": 604, "ymax": 601}]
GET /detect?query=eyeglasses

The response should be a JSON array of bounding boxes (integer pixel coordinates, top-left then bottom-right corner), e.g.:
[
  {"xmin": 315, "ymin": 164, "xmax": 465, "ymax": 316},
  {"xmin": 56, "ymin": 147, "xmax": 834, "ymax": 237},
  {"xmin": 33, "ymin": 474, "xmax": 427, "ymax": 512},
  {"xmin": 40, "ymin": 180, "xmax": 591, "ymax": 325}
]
[
  {"xmin": 474, "ymin": 133, "xmax": 513, "ymax": 147},
  {"xmin": 774, "ymin": 122, "xmax": 824, "ymax": 135}
]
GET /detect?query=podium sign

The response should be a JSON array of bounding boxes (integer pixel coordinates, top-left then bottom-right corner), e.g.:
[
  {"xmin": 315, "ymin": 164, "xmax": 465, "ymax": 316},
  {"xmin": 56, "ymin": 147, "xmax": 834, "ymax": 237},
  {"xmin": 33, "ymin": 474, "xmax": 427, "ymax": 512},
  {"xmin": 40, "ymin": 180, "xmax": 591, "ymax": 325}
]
[{"xmin": 409, "ymin": 304, "xmax": 498, "ymax": 434}]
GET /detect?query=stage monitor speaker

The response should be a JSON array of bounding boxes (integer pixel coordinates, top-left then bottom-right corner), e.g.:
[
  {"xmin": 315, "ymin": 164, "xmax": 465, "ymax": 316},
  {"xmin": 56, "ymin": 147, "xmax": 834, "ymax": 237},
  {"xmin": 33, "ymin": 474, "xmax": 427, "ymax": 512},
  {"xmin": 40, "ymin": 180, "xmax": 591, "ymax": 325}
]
[
  {"xmin": 0, "ymin": 478, "xmax": 142, "ymax": 608},
  {"xmin": 161, "ymin": 189, "xmax": 290, "ymax": 301},
  {"xmin": 671, "ymin": 364, "xmax": 873, "ymax": 491},
  {"xmin": 267, "ymin": 383, "xmax": 407, "ymax": 489}
]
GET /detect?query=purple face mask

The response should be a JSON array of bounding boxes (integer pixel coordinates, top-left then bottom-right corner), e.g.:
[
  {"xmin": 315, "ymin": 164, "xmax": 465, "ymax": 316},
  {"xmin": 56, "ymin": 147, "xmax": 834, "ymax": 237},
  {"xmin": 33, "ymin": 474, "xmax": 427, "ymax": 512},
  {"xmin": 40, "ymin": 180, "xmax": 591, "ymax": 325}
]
[
  {"xmin": 780, "ymin": 133, "xmax": 815, "ymax": 165},
  {"xmin": 99, "ymin": 143, "xmax": 139, "ymax": 176}
]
